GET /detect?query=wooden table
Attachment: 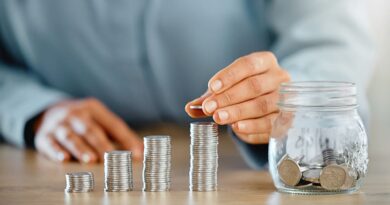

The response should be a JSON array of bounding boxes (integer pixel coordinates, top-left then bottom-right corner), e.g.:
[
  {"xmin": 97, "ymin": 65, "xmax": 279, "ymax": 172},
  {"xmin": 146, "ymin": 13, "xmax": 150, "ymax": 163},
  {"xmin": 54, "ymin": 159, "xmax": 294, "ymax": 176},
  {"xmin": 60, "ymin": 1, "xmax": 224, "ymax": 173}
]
[{"xmin": 0, "ymin": 123, "xmax": 389, "ymax": 205}]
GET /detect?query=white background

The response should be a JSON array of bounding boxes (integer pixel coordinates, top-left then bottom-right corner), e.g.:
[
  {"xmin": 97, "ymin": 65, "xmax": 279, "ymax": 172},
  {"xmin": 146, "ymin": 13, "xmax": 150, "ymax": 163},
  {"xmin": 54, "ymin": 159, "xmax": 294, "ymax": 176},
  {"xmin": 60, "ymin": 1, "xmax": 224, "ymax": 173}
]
[{"xmin": 366, "ymin": 0, "xmax": 390, "ymax": 155}]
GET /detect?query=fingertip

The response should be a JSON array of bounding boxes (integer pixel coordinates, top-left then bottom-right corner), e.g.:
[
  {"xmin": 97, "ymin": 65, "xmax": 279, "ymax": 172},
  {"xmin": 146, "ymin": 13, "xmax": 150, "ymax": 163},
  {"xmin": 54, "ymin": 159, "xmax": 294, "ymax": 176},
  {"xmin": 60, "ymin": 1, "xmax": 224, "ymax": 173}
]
[
  {"xmin": 184, "ymin": 103, "xmax": 195, "ymax": 117},
  {"xmin": 56, "ymin": 152, "xmax": 70, "ymax": 162},
  {"xmin": 209, "ymin": 79, "xmax": 223, "ymax": 93},
  {"xmin": 132, "ymin": 146, "xmax": 144, "ymax": 161},
  {"xmin": 202, "ymin": 100, "xmax": 217, "ymax": 115},
  {"xmin": 231, "ymin": 123, "xmax": 239, "ymax": 132},
  {"xmin": 81, "ymin": 152, "xmax": 98, "ymax": 164},
  {"xmin": 212, "ymin": 112, "xmax": 227, "ymax": 125},
  {"xmin": 212, "ymin": 113, "xmax": 220, "ymax": 124}
]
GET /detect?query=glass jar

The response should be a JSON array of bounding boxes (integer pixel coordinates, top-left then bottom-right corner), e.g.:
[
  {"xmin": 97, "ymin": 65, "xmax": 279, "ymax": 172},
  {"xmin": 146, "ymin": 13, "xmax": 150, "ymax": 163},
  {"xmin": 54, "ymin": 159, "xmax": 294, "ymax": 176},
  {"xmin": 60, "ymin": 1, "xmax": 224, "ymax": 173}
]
[{"xmin": 269, "ymin": 81, "xmax": 368, "ymax": 194}]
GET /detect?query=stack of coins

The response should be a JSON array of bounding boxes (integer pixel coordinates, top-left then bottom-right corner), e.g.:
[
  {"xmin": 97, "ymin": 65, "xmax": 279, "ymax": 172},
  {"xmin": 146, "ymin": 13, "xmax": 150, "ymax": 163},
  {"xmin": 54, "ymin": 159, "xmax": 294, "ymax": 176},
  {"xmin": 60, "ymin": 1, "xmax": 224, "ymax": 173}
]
[
  {"xmin": 65, "ymin": 172, "xmax": 94, "ymax": 193},
  {"xmin": 104, "ymin": 151, "xmax": 133, "ymax": 192},
  {"xmin": 189, "ymin": 122, "xmax": 219, "ymax": 191},
  {"xmin": 143, "ymin": 135, "xmax": 172, "ymax": 192}
]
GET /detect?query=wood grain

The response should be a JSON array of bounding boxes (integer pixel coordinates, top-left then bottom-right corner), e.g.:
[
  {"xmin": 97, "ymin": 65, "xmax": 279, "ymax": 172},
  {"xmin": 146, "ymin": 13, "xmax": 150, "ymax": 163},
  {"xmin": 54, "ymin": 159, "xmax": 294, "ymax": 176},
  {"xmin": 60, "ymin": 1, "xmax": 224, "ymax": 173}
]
[{"xmin": 0, "ymin": 123, "xmax": 389, "ymax": 205}]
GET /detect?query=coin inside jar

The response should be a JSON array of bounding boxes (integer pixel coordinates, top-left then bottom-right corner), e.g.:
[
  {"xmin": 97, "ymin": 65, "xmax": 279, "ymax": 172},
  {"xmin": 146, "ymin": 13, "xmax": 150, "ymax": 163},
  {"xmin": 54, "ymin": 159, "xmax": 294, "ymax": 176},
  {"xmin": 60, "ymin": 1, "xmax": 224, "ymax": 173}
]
[
  {"xmin": 319, "ymin": 164, "xmax": 347, "ymax": 190},
  {"xmin": 277, "ymin": 157, "xmax": 303, "ymax": 187},
  {"xmin": 302, "ymin": 168, "xmax": 321, "ymax": 184},
  {"xmin": 341, "ymin": 166, "xmax": 357, "ymax": 190}
]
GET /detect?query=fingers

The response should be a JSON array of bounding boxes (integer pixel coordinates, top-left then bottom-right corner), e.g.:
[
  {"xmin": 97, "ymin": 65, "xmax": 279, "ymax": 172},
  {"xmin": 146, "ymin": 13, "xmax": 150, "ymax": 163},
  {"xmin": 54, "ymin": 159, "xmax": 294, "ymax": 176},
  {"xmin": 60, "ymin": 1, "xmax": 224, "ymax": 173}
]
[
  {"xmin": 208, "ymin": 52, "xmax": 277, "ymax": 94},
  {"xmin": 234, "ymin": 132, "xmax": 270, "ymax": 144},
  {"xmin": 53, "ymin": 126, "xmax": 98, "ymax": 163},
  {"xmin": 231, "ymin": 113, "xmax": 278, "ymax": 135},
  {"xmin": 202, "ymin": 73, "xmax": 278, "ymax": 114},
  {"xmin": 68, "ymin": 116, "xmax": 115, "ymax": 161},
  {"xmin": 185, "ymin": 90, "xmax": 212, "ymax": 118},
  {"xmin": 86, "ymin": 124, "xmax": 115, "ymax": 159},
  {"xmin": 212, "ymin": 92, "xmax": 279, "ymax": 125},
  {"xmin": 85, "ymin": 98, "xmax": 143, "ymax": 159},
  {"xmin": 35, "ymin": 133, "xmax": 71, "ymax": 162}
]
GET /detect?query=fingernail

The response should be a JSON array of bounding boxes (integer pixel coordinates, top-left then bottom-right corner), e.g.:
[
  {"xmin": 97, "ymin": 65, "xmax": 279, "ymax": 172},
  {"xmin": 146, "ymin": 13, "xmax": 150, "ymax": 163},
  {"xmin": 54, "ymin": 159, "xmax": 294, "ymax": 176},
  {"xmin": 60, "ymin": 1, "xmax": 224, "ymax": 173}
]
[
  {"xmin": 218, "ymin": 110, "xmax": 229, "ymax": 121},
  {"xmin": 237, "ymin": 122, "xmax": 246, "ymax": 131},
  {"xmin": 81, "ymin": 153, "xmax": 91, "ymax": 164},
  {"xmin": 210, "ymin": 80, "xmax": 222, "ymax": 92},
  {"xmin": 56, "ymin": 152, "xmax": 65, "ymax": 162},
  {"xmin": 204, "ymin": 100, "xmax": 217, "ymax": 113}
]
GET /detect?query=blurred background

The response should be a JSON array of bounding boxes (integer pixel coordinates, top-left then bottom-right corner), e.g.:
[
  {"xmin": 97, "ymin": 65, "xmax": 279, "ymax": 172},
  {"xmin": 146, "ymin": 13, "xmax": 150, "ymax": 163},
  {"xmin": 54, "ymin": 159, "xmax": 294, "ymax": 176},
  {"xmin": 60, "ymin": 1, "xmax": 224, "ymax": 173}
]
[{"xmin": 366, "ymin": 0, "xmax": 390, "ymax": 156}]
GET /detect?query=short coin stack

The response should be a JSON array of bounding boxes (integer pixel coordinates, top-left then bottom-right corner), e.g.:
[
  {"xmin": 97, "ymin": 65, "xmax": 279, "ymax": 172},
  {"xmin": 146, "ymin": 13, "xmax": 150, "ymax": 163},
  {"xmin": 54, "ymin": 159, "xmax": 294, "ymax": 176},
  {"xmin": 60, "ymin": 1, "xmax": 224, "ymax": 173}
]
[
  {"xmin": 143, "ymin": 135, "xmax": 172, "ymax": 192},
  {"xmin": 189, "ymin": 122, "xmax": 219, "ymax": 191},
  {"xmin": 65, "ymin": 172, "xmax": 94, "ymax": 193},
  {"xmin": 104, "ymin": 151, "xmax": 133, "ymax": 192}
]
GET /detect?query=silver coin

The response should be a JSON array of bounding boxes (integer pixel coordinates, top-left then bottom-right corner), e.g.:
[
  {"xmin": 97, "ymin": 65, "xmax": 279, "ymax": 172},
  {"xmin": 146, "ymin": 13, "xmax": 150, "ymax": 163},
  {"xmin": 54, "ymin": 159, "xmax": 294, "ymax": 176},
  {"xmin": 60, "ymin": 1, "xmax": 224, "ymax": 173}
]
[
  {"xmin": 294, "ymin": 180, "xmax": 313, "ymax": 188},
  {"xmin": 341, "ymin": 166, "xmax": 357, "ymax": 189},
  {"xmin": 302, "ymin": 168, "xmax": 321, "ymax": 184},
  {"xmin": 319, "ymin": 164, "xmax": 347, "ymax": 190},
  {"xmin": 277, "ymin": 156, "xmax": 302, "ymax": 187},
  {"xmin": 189, "ymin": 105, "xmax": 203, "ymax": 109}
]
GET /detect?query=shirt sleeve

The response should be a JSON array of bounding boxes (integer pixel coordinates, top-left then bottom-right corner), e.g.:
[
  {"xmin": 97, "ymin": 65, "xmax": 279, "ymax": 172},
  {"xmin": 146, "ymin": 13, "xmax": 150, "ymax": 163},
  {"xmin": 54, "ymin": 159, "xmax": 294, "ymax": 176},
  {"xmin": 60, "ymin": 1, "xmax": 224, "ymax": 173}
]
[
  {"xmin": 0, "ymin": 63, "xmax": 69, "ymax": 147},
  {"xmin": 232, "ymin": 0, "xmax": 375, "ymax": 169}
]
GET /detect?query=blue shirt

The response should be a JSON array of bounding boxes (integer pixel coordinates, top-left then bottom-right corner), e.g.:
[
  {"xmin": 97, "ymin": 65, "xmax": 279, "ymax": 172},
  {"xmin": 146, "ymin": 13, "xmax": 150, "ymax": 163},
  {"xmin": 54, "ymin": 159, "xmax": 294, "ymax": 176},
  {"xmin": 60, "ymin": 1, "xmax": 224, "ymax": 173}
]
[{"xmin": 0, "ymin": 0, "xmax": 374, "ymax": 168}]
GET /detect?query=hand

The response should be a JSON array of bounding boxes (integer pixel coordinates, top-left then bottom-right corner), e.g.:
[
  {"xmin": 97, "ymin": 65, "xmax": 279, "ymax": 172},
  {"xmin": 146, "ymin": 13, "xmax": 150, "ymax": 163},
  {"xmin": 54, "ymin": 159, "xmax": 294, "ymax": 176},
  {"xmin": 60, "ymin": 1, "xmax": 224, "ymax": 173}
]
[
  {"xmin": 34, "ymin": 98, "xmax": 143, "ymax": 163},
  {"xmin": 185, "ymin": 52, "xmax": 290, "ymax": 144}
]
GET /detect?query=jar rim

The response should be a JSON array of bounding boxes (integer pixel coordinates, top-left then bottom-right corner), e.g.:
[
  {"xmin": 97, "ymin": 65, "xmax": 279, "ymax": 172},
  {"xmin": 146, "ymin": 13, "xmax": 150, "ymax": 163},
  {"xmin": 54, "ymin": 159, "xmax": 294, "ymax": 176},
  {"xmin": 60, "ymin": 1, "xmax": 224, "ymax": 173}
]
[
  {"xmin": 280, "ymin": 81, "xmax": 355, "ymax": 93},
  {"xmin": 278, "ymin": 81, "xmax": 357, "ymax": 110}
]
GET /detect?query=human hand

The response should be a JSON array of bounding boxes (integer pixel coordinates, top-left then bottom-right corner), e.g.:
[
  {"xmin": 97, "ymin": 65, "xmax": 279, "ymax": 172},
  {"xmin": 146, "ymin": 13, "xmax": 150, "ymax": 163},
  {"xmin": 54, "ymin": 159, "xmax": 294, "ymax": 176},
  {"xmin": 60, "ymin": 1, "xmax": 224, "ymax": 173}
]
[
  {"xmin": 185, "ymin": 52, "xmax": 290, "ymax": 144},
  {"xmin": 34, "ymin": 98, "xmax": 143, "ymax": 163}
]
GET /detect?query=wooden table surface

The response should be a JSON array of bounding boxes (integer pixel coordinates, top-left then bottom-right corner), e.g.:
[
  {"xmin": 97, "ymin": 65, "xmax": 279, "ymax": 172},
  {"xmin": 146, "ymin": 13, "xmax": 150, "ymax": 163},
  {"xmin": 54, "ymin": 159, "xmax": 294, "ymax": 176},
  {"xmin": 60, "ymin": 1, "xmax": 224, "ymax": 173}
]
[{"xmin": 0, "ymin": 123, "xmax": 389, "ymax": 205}]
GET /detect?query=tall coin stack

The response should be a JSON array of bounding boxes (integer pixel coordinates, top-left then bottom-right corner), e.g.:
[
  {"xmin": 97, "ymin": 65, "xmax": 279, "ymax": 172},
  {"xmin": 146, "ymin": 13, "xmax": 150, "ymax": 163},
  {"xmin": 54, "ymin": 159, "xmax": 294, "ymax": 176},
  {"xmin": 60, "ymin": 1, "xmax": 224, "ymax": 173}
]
[
  {"xmin": 65, "ymin": 172, "xmax": 94, "ymax": 193},
  {"xmin": 143, "ymin": 136, "xmax": 172, "ymax": 192},
  {"xmin": 189, "ymin": 122, "xmax": 219, "ymax": 191},
  {"xmin": 104, "ymin": 151, "xmax": 133, "ymax": 192}
]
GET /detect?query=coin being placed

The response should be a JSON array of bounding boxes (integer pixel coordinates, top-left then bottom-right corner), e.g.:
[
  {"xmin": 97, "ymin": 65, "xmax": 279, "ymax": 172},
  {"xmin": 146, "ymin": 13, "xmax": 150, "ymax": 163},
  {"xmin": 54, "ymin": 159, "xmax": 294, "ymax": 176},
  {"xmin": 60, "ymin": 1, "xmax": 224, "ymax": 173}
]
[
  {"xmin": 319, "ymin": 164, "xmax": 347, "ymax": 190},
  {"xmin": 277, "ymin": 156, "xmax": 304, "ymax": 187},
  {"xmin": 189, "ymin": 105, "xmax": 203, "ymax": 110},
  {"xmin": 302, "ymin": 168, "xmax": 321, "ymax": 184}
]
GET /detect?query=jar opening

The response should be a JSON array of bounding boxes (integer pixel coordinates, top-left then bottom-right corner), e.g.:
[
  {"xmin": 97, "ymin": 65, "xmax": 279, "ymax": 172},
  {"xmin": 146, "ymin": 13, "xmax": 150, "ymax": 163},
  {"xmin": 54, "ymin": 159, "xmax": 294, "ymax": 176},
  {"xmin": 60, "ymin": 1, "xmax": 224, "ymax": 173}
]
[{"xmin": 278, "ymin": 81, "xmax": 357, "ymax": 110}]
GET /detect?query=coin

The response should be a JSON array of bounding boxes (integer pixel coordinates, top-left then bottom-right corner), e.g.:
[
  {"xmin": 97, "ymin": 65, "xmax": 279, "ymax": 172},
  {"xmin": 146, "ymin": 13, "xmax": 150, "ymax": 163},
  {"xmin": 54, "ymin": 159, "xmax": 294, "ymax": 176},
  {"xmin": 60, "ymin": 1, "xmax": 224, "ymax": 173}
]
[
  {"xmin": 341, "ymin": 165, "xmax": 357, "ymax": 190},
  {"xmin": 319, "ymin": 164, "xmax": 347, "ymax": 190},
  {"xmin": 295, "ymin": 180, "xmax": 313, "ymax": 188},
  {"xmin": 302, "ymin": 168, "xmax": 321, "ymax": 184},
  {"xmin": 190, "ymin": 105, "xmax": 203, "ymax": 109},
  {"xmin": 277, "ymin": 155, "xmax": 304, "ymax": 187}
]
